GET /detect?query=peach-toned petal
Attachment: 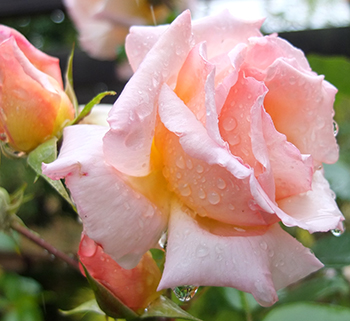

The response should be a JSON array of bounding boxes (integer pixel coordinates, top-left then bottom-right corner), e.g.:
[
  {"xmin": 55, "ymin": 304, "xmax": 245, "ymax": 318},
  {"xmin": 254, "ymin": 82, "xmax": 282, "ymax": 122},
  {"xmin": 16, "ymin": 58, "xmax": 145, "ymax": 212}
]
[
  {"xmin": 263, "ymin": 59, "xmax": 339, "ymax": 165},
  {"xmin": 243, "ymin": 34, "xmax": 311, "ymax": 81},
  {"xmin": 174, "ymin": 42, "xmax": 213, "ymax": 124},
  {"xmin": 158, "ymin": 200, "xmax": 323, "ymax": 307},
  {"xmin": 42, "ymin": 125, "xmax": 167, "ymax": 269},
  {"xmin": 277, "ymin": 170, "xmax": 344, "ymax": 233},
  {"xmin": 103, "ymin": 11, "xmax": 193, "ymax": 177},
  {"xmin": 251, "ymin": 102, "xmax": 314, "ymax": 200},
  {"xmin": 157, "ymin": 84, "xmax": 279, "ymax": 227},
  {"xmin": 0, "ymin": 25, "xmax": 63, "ymax": 86},
  {"xmin": 219, "ymin": 74, "xmax": 267, "ymax": 175}
]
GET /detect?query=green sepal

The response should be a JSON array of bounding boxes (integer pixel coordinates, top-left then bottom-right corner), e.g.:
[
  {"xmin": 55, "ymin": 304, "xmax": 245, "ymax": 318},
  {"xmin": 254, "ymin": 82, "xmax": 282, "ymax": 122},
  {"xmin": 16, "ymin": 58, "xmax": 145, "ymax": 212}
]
[
  {"xmin": 71, "ymin": 90, "xmax": 116, "ymax": 125},
  {"xmin": 140, "ymin": 295, "xmax": 202, "ymax": 321},
  {"xmin": 64, "ymin": 44, "xmax": 79, "ymax": 115},
  {"xmin": 60, "ymin": 298, "xmax": 105, "ymax": 316},
  {"xmin": 80, "ymin": 262, "xmax": 139, "ymax": 320},
  {"xmin": 0, "ymin": 185, "xmax": 30, "ymax": 232},
  {"xmin": 27, "ymin": 137, "xmax": 75, "ymax": 209}
]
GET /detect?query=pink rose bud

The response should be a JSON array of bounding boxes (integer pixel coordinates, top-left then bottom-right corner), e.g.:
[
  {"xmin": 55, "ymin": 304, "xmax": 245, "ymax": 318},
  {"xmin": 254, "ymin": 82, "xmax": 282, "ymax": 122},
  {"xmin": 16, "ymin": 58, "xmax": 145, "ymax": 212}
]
[
  {"xmin": 78, "ymin": 233, "xmax": 162, "ymax": 313},
  {"xmin": 0, "ymin": 25, "xmax": 74, "ymax": 153}
]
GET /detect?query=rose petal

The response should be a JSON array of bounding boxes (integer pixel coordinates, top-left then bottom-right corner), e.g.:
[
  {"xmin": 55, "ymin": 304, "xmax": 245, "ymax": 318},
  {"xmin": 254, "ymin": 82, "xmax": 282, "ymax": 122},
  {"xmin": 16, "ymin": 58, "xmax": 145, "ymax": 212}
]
[
  {"xmin": 157, "ymin": 84, "xmax": 279, "ymax": 227},
  {"xmin": 42, "ymin": 125, "xmax": 167, "ymax": 269},
  {"xmin": 277, "ymin": 170, "xmax": 344, "ymax": 233},
  {"xmin": 243, "ymin": 35, "xmax": 311, "ymax": 81},
  {"xmin": 104, "ymin": 10, "xmax": 193, "ymax": 177},
  {"xmin": 250, "ymin": 99, "xmax": 314, "ymax": 200},
  {"xmin": 263, "ymin": 59, "xmax": 339, "ymax": 165},
  {"xmin": 125, "ymin": 9, "xmax": 263, "ymax": 72},
  {"xmin": 192, "ymin": 9, "xmax": 263, "ymax": 59},
  {"xmin": 0, "ymin": 25, "xmax": 63, "ymax": 86},
  {"xmin": 158, "ymin": 200, "xmax": 323, "ymax": 307}
]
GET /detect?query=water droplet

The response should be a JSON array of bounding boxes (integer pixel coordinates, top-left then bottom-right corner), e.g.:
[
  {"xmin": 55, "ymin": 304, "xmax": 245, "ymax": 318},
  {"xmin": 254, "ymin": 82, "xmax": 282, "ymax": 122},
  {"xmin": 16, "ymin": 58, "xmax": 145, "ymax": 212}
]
[
  {"xmin": 176, "ymin": 172, "xmax": 182, "ymax": 179},
  {"xmin": 229, "ymin": 204, "xmax": 235, "ymax": 211},
  {"xmin": 179, "ymin": 183, "xmax": 192, "ymax": 197},
  {"xmin": 331, "ymin": 228, "xmax": 343, "ymax": 237},
  {"xmin": 176, "ymin": 155, "xmax": 185, "ymax": 169},
  {"xmin": 80, "ymin": 236, "xmax": 98, "ymax": 257},
  {"xmin": 289, "ymin": 76, "xmax": 296, "ymax": 85},
  {"xmin": 196, "ymin": 244, "xmax": 209, "ymax": 258},
  {"xmin": 222, "ymin": 117, "xmax": 237, "ymax": 132},
  {"xmin": 144, "ymin": 204, "xmax": 155, "ymax": 217},
  {"xmin": 196, "ymin": 164, "xmax": 204, "ymax": 173},
  {"xmin": 198, "ymin": 188, "xmax": 206, "ymax": 200},
  {"xmin": 228, "ymin": 135, "xmax": 241, "ymax": 146},
  {"xmin": 268, "ymin": 249, "xmax": 274, "ymax": 257},
  {"xmin": 208, "ymin": 191, "xmax": 221, "ymax": 205},
  {"xmin": 333, "ymin": 120, "xmax": 339, "ymax": 137},
  {"xmin": 173, "ymin": 286, "xmax": 199, "ymax": 302},
  {"xmin": 217, "ymin": 178, "xmax": 226, "ymax": 190},
  {"xmin": 186, "ymin": 159, "xmax": 193, "ymax": 169},
  {"xmin": 158, "ymin": 231, "xmax": 167, "ymax": 250},
  {"xmin": 259, "ymin": 241, "xmax": 268, "ymax": 251}
]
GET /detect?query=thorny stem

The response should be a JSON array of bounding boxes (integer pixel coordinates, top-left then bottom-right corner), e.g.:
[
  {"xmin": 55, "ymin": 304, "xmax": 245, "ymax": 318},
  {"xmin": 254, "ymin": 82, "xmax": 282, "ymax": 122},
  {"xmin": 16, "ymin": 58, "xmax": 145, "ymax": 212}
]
[
  {"xmin": 10, "ymin": 220, "xmax": 80, "ymax": 271},
  {"xmin": 239, "ymin": 291, "xmax": 253, "ymax": 321}
]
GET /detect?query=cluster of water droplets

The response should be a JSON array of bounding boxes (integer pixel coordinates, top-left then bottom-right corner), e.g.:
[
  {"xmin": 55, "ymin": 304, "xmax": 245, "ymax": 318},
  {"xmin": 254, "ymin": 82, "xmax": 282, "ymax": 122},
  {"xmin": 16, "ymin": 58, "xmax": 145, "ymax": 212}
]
[{"xmin": 172, "ymin": 285, "xmax": 199, "ymax": 302}]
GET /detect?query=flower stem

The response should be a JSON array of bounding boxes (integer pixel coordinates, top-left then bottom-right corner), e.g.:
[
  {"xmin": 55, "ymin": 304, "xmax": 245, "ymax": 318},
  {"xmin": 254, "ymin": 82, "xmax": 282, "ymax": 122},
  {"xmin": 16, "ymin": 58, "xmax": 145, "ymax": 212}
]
[
  {"xmin": 239, "ymin": 291, "xmax": 253, "ymax": 321},
  {"xmin": 10, "ymin": 220, "xmax": 80, "ymax": 271}
]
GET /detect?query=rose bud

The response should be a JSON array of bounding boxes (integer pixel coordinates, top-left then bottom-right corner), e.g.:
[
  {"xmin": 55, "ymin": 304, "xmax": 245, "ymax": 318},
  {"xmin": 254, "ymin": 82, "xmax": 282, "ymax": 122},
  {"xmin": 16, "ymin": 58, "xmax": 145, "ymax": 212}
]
[
  {"xmin": 0, "ymin": 25, "xmax": 74, "ymax": 153},
  {"xmin": 78, "ymin": 233, "xmax": 162, "ymax": 314}
]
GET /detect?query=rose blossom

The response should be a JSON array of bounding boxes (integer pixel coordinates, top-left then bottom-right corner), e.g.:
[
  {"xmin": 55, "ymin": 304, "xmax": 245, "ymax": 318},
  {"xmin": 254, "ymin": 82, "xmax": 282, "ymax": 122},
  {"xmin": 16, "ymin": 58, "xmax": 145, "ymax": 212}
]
[
  {"xmin": 79, "ymin": 233, "xmax": 161, "ymax": 313},
  {"xmin": 64, "ymin": 0, "xmax": 195, "ymax": 60},
  {"xmin": 43, "ymin": 10, "xmax": 344, "ymax": 306},
  {"xmin": 0, "ymin": 25, "xmax": 74, "ymax": 153}
]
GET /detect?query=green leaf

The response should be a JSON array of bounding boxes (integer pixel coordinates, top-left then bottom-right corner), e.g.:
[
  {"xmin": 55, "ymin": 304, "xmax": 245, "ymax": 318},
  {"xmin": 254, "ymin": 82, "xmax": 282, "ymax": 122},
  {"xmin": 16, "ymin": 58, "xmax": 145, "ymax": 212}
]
[
  {"xmin": 312, "ymin": 232, "xmax": 350, "ymax": 268},
  {"xmin": 81, "ymin": 262, "xmax": 138, "ymax": 320},
  {"xmin": 60, "ymin": 298, "xmax": 105, "ymax": 316},
  {"xmin": 278, "ymin": 275, "xmax": 348, "ymax": 303},
  {"xmin": 262, "ymin": 303, "xmax": 350, "ymax": 321},
  {"xmin": 71, "ymin": 90, "xmax": 116, "ymax": 125},
  {"xmin": 64, "ymin": 45, "xmax": 79, "ymax": 115},
  {"xmin": 140, "ymin": 295, "xmax": 202, "ymax": 321},
  {"xmin": 27, "ymin": 138, "xmax": 75, "ymax": 209},
  {"xmin": 324, "ymin": 161, "xmax": 350, "ymax": 201}
]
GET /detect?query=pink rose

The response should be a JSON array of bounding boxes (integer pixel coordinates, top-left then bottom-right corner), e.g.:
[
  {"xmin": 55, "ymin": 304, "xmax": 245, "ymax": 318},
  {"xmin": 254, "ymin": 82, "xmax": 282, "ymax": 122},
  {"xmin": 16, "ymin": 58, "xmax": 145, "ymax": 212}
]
[
  {"xmin": 43, "ymin": 10, "xmax": 343, "ymax": 306},
  {"xmin": 79, "ymin": 233, "xmax": 161, "ymax": 313},
  {"xmin": 0, "ymin": 25, "xmax": 74, "ymax": 153},
  {"xmin": 64, "ymin": 0, "xmax": 195, "ymax": 60}
]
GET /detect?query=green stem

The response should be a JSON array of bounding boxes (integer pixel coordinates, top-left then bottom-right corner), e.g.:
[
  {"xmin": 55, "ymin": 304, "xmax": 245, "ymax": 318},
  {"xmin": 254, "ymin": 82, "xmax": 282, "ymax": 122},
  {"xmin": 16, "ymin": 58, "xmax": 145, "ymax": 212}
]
[
  {"xmin": 10, "ymin": 220, "xmax": 80, "ymax": 271},
  {"xmin": 239, "ymin": 291, "xmax": 253, "ymax": 321}
]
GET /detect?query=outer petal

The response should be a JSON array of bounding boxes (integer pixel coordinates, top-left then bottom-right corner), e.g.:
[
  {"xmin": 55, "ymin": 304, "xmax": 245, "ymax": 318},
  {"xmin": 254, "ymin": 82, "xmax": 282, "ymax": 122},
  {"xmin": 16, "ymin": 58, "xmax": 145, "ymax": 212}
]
[
  {"xmin": 277, "ymin": 170, "xmax": 344, "ymax": 233},
  {"xmin": 158, "ymin": 200, "xmax": 323, "ymax": 307},
  {"xmin": 263, "ymin": 59, "xmax": 339, "ymax": 165},
  {"xmin": 0, "ymin": 25, "xmax": 63, "ymax": 86},
  {"xmin": 103, "ymin": 10, "xmax": 193, "ymax": 177},
  {"xmin": 42, "ymin": 125, "xmax": 167, "ymax": 269},
  {"xmin": 191, "ymin": 9, "xmax": 263, "ymax": 59},
  {"xmin": 125, "ymin": 10, "xmax": 262, "ymax": 72}
]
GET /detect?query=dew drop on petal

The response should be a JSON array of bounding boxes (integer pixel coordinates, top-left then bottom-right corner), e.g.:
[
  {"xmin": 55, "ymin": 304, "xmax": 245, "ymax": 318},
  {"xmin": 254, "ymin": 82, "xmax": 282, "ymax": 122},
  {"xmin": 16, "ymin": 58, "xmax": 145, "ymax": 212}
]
[
  {"xmin": 196, "ymin": 164, "xmax": 204, "ymax": 173},
  {"xmin": 173, "ymin": 285, "xmax": 199, "ymax": 302},
  {"xmin": 180, "ymin": 183, "xmax": 192, "ymax": 197},
  {"xmin": 158, "ymin": 231, "xmax": 168, "ymax": 250},
  {"xmin": 198, "ymin": 188, "xmax": 206, "ymax": 200},
  {"xmin": 80, "ymin": 237, "xmax": 98, "ymax": 257},
  {"xmin": 208, "ymin": 191, "xmax": 221, "ymax": 205},
  {"xmin": 176, "ymin": 155, "xmax": 185, "ymax": 169},
  {"xmin": 259, "ymin": 241, "xmax": 268, "ymax": 251},
  {"xmin": 196, "ymin": 244, "xmax": 209, "ymax": 258},
  {"xmin": 217, "ymin": 178, "xmax": 226, "ymax": 190},
  {"xmin": 222, "ymin": 117, "xmax": 237, "ymax": 132}
]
